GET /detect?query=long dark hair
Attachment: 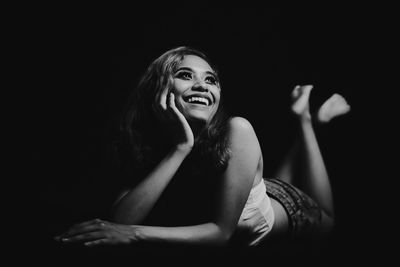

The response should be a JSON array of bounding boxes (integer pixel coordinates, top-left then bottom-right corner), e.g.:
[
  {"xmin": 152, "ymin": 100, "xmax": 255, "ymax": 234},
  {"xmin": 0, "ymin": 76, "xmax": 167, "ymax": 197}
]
[{"xmin": 115, "ymin": 46, "xmax": 231, "ymax": 180}]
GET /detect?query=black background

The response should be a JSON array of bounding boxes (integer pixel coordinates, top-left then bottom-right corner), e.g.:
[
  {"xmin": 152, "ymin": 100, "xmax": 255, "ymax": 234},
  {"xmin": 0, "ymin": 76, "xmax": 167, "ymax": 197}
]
[{"xmin": 16, "ymin": 4, "xmax": 395, "ymax": 266}]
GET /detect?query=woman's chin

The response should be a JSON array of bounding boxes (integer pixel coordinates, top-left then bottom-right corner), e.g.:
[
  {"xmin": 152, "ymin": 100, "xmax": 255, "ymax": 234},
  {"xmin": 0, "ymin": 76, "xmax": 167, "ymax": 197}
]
[{"xmin": 184, "ymin": 111, "xmax": 211, "ymax": 123}]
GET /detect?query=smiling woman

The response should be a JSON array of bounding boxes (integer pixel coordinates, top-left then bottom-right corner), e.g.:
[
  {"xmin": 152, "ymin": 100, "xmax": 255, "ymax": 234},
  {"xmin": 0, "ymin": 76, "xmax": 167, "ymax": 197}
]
[
  {"xmin": 55, "ymin": 46, "xmax": 349, "ymax": 258},
  {"xmin": 173, "ymin": 61, "xmax": 219, "ymax": 119},
  {"xmin": 162, "ymin": 55, "xmax": 221, "ymax": 125}
]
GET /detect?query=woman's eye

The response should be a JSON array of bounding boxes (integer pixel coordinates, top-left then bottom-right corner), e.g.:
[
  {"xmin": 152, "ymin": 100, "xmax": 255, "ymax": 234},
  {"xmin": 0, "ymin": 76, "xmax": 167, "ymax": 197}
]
[
  {"xmin": 176, "ymin": 72, "xmax": 192, "ymax": 80},
  {"xmin": 205, "ymin": 76, "xmax": 217, "ymax": 85}
]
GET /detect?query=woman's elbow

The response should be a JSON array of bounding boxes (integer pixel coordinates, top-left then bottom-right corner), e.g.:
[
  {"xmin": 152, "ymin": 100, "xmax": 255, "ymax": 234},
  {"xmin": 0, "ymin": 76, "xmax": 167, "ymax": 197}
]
[{"xmin": 213, "ymin": 227, "xmax": 234, "ymax": 246}]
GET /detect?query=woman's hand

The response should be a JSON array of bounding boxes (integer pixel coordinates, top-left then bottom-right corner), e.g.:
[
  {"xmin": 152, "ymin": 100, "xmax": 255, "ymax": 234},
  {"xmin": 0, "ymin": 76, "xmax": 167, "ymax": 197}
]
[
  {"xmin": 153, "ymin": 90, "xmax": 194, "ymax": 153},
  {"xmin": 54, "ymin": 219, "xmax": 141, "ymax": 247}
]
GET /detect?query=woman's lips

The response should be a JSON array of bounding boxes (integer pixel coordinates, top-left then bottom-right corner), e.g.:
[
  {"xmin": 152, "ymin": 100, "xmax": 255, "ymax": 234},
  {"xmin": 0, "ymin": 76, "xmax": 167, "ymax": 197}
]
[{"xmin": 183, "ymin": 94, "xmax": 212, "ymax": 106}]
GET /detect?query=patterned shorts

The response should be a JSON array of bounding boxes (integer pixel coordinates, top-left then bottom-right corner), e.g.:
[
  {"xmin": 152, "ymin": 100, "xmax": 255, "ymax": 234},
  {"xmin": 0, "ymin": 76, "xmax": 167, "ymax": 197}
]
[{"xmin": 264, "ymin": 178, "xmax": 322, "ymax": 238}]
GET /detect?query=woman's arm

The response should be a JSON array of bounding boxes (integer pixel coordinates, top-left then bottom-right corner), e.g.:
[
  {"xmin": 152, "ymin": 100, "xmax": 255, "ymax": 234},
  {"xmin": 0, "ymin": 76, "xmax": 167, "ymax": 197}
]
[
  {"xmin": 112, "ymin": 147, "xmax": 190, "ymax": 224},
  {"xmin": 113, "ymin": 93, "xmax": 194, "ymax": 224},
  {"xmin": 56, "ymin": 220, "xmax": 226, "ymax": 246},
  {"xmin": 57, "ymin": 117, "xmax": 262, "ymax": 246},
  {"xmin": 132, "ymin": 117, "xmax": 262, "ymax": 245},
  {"xmin": 212, "ymin": 116, "xmax": 262, "ymax": 240}
]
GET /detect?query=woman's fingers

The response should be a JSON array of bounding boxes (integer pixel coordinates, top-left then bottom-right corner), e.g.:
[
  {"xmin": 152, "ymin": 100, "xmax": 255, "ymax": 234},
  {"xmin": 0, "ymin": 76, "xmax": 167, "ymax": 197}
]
[
  {"xmin": 152, "ymin": 91, "xmax": 194, "ymax": 150},
  {"xmin": 55, "ymin": 219, "xmax": 106, "ymax": 240},
  {"xmin": 84, "ymin": 239, "xmax": 108, "ymax": 247},
  {"xmin": 160, "ymin": 92, "xmax": 183, "ymax": 122},
  {"xmin": 55, "ymin": 220, "xmax": 137, "ymax": 246},
  {"xmin": 168, "ymin": 92, "xmax": 178, "ymax": 113},
  {"xmin": 61, "ymin": 231, "xmax": 106, "ymax": 243},
  {"xmin": 66, "ymin": 224, "xmax": 102, "ymax": 238},
  {"xmin": 168, "ymin": 93, "xmax": 187, "ymax": 123},
  {"xmin": 159, "ymin": 87, "xmax": 169, "ymax": 110},
  {"xmin": 153, "ymin": 87, "xmax": 173, "ymax": 123},
  {"xmin": 168, "ymin": 93, "xmax": 194, "ymax": 150}
]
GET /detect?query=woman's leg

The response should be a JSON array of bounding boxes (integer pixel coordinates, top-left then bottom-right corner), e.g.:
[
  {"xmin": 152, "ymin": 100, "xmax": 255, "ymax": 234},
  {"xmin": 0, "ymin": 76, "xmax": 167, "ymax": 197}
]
[
  {"xmin": 273, "ymin": 85, "xmax": 350, "ymax": 231},
  {"xmin": 273, "ymin": 84, "xmax": 313, "ymax": 185}
]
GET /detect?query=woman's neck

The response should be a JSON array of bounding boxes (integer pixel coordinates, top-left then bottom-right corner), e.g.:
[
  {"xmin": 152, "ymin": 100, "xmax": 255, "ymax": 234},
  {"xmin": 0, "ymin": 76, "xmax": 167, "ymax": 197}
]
[{"xmin": 189, "ymin": 120, "xmax": 207, "ymax": 139}]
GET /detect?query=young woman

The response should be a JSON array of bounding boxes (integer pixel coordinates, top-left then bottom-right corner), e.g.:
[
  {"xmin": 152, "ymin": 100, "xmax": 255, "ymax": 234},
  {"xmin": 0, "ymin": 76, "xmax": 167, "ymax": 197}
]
[{"xmin": 55, "ymin": 46, "xmax": 350, "ymax": 247}]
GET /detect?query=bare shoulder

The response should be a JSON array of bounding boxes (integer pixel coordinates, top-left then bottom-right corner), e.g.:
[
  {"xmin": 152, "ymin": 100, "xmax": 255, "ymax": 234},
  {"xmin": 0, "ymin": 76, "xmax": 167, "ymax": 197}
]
[
  {"xmin": 226, "ymin": 117, "xmax": 260, "ymax": 149},
  {"xmin": 225, "ymin": 117, "xmax": 262, "ymax": 178},
  {"xmin": 227, "ymin": 116, "xmax": 256, "ymax": 135}
]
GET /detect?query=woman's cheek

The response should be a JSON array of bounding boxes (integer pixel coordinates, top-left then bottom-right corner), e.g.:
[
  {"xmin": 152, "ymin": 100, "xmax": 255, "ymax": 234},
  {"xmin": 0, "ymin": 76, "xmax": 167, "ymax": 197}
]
[{"xmin": 175, "ymin": 98, "xmax": 186, "ymax": 113}]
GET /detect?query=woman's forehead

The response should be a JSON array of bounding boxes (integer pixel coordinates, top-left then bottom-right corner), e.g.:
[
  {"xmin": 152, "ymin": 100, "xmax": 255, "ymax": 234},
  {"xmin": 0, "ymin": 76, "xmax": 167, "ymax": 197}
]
[{"xmin": 178, "ymin": 55, "xmax": 213, "ymax": 72}]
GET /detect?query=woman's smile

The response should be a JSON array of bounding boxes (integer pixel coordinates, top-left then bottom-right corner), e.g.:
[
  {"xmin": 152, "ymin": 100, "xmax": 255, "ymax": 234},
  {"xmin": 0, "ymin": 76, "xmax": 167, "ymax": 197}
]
[{"xmin": 171, "ymin": 55, "xmax": 221, "ymax": 123}]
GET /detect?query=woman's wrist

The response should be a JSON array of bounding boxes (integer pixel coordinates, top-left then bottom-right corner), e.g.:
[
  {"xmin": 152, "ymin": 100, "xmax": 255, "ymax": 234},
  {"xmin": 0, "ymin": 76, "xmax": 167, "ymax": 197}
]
[
  {"xmin": 172, "ymin": 144, "xmax": 193, "ymax": 156},
  {"xmin": 130, "ymin": 225, "xmax": 145, "ymax": 242}
]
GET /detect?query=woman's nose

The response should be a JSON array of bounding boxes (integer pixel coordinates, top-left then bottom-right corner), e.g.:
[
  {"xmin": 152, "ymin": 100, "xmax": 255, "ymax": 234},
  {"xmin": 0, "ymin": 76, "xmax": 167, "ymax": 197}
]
[{"xmin": 192, "ymin": 81, "xmax": 208, "ymax": 92}]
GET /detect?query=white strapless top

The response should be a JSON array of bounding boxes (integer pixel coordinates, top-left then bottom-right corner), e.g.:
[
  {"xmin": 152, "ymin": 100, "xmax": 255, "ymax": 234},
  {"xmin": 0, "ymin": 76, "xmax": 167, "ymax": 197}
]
[{"xmin": 237, "ymin": 179, "xmax": 275, "ymax": 246}]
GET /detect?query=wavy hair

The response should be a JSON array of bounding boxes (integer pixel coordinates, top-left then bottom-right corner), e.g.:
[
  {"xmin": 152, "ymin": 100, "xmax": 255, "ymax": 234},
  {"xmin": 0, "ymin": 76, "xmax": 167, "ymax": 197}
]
[{"xmin": 115, "ymin": 46, "xmax": 230, "ymax": 178}]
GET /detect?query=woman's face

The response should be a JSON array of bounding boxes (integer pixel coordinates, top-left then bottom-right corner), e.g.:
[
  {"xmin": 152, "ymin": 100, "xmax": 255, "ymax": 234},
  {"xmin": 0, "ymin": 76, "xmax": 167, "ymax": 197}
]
[{"xmin": 170, "ymin": 55, "xmax": 221, "ymax": 123}]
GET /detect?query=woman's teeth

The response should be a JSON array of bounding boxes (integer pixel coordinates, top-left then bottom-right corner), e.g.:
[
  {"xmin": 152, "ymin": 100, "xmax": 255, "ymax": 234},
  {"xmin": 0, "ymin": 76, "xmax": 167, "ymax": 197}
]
[{"xmin": 187, "ymin": 96, "xmax": 209, "ymax": 106}]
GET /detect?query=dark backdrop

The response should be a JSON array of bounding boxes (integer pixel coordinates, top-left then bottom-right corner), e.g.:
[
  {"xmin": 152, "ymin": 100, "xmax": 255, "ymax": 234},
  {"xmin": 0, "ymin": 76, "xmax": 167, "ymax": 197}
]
[{"xmin": 19, "ymin": 4, "xmax": 393, "ymax": 266}]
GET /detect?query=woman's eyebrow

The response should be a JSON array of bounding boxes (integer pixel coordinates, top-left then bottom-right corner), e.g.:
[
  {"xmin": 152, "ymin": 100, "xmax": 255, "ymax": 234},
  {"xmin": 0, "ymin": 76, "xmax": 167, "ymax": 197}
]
[
  {"xmin": 175, "ymin": 67, "xmax": 217, "ymax": 77},
  {"xmin": 175, "ymin": 67, "xmax": 193, "ymax": 73},
  {"xmin": 205, "ymin": 70, "xmax": 217, "ymax": 77}
]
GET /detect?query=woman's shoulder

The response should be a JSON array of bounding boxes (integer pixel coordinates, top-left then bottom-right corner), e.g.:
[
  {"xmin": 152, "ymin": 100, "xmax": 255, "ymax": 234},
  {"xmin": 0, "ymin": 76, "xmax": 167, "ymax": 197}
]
[
  {"xmin": 227, "ymin": 116, "xmax": 256, "ymax": 133},
  {"xmin": 226, "ymin": 116, "xmax": 260, "ymax": 146},
  {"xmin": 225, "ymin": 116, "xmax": 262, "ymax": 164}
]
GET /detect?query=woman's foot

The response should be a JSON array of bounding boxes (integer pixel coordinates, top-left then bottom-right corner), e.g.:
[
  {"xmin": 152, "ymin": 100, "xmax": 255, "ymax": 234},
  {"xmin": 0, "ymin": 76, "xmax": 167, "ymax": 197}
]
[
  {"xmin": 291, "ymin": 85, "xmax": 313, "ymax": 121},
  {"xmin": 317, "ymin": 93, "xmax": 351, "ymax": 123}
]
